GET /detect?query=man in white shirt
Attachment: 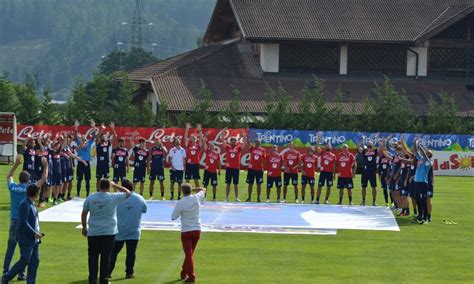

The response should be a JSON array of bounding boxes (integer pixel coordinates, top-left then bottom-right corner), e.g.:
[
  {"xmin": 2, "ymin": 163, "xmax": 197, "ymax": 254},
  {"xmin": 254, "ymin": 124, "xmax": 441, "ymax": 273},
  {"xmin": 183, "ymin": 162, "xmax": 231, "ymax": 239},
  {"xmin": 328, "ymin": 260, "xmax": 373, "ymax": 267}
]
[
  {"xmin": 171, "ymin": 184, "xmax": 206, "ymax": 283},
  {"xmin": 167, "ymin": 139, "xmax": 186, "ymax": 200}
]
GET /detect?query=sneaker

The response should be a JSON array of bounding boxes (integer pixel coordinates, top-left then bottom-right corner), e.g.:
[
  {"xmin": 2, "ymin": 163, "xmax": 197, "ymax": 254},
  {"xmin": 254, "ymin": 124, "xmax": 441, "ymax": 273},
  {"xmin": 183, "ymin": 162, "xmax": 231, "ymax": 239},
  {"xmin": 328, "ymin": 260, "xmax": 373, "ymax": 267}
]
[
  {"xmin": 170, "ymin": 196, "xmax": 174, "ymax": 201},
  {"xmin": 148, "ymin": 196, "xmax": 154, "ymax": 200},
  {"xmin": 295, "ymin": 199, "xmax": 300, "ymax": 204},
  {"xmin": 337, "ymin": 201, "xmax": 342, "ymax": 205},
  {"xmin": 314, "ymin": 200, "xmax": 320, "ymax": 205},
  {"xmin": 125, "ymin": 274, "xmax": 135, "ymax": 279},
  {"xmin": 257, "ymin": 198, "xmax": 261, "ymax": 203},
  {"xmin": 37, "ymin": 202, "xmax": 45, "ymax": 208},
  {"xmin": 67, "ymin": 196, "xmax": 72, "ymax": 201},
  {"xmin": 324, "ymin": 200, "xmax": 329, "ymax": 205},
  {"xmin": 161, "ymin": 197, "xmax": 166, "ymax": 201},
  {"xmin": 17, "ymin": 275, "xmax": 26, "ymax": 281},
  {"xmin": 53, "ymin": 201, "xmax": 58, "ymax": 206},
  {"xmin": 280, "ymin": 199, "xmax": 286, "ymax": 203},
  {"xmin": 177, "ymin": 196, "xmax": 181, "ymax": 200},
  {"xmin": 212, "ymin": 198, "xmax": 216, "ymax": 202},
  {"xmin": 372, "ymin": 202, "xmax": 377, "ymax": 207},
  {"xmin": 301, "ymin": 200, "xmax": 305, "ymax": 204},
  {"xmin": 224, "ymin": 199, "xmax": 229, "ymax": 202},
  {"xmin": 245, "ymin": 198, "xmax": 251, "ymax": 202},
  {"xmin": 349, "ymin": 202, "xmax": 353, "ymax": 206},
  {"xmin": 235, "ymin": 198, "xmax": 241, "ymax": 202},
  {"xmin": 265, "ymin": 199, "xmax": 270, "ymax": 203},
  {"xmin": 360, "ymin": 202, "xmax": 366, "ymax": 206}
]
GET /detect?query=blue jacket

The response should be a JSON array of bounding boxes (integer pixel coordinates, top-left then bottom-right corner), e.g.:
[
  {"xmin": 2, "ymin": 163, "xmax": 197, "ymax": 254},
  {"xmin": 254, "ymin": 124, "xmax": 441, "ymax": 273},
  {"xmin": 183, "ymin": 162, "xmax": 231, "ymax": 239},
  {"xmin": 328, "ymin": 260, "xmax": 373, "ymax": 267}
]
[{"xmin": 17, "ymin": 197, "xmax": 40, "ymax": 246}]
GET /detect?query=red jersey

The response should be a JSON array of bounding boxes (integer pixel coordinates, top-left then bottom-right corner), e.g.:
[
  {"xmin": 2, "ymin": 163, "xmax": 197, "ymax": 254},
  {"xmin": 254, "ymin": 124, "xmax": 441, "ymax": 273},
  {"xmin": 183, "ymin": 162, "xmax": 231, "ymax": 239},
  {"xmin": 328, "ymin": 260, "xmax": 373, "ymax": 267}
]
[
  {"xmin": 248, "ymin": 146, "xmax": 266, "ymax": 171},
  {"xmin": 302, "ymin": 154, "xmax": 318, "ymax": 177},
  {"xmin": 186, "ymin": 144, "xmax": 201, "ymax": 164},
  {"xmin": 283, "ymin": 150, "xmax": 300, "ymax": 174},
  {"xmin": 225, "ymin": 144, "xmax": 242, "ymax": 169},
  {"xmin": 337, "ymin": 152, "xmax": 355, "ymax": 178},
  {"xmin": 266, "ymin": 153, "xmax": 282, "ymax": 177},
  {"xmin": 205, "ymin": 150, "xmax": 220, "ymax": 173},
  {"xmin": 320, "ymin": 151, "xmax": 336, "ymax": 173}
]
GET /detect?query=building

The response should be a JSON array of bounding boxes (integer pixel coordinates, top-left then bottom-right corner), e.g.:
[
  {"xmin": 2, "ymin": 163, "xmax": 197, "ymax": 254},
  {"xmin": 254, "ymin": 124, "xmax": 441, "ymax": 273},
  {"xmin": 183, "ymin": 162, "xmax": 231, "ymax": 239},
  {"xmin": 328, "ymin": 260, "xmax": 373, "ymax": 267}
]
[{"xmin": 122, "ymin": 0, "xmax": 474, "ymax": 118}]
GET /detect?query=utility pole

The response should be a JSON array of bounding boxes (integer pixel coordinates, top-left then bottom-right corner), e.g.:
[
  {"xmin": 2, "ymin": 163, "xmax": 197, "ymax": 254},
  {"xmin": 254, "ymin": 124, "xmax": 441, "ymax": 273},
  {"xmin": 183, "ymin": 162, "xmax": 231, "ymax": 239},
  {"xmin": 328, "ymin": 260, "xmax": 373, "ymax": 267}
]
[{"xmin": 120, "ymin": 0, "xmax": 154, "ymax": 49}]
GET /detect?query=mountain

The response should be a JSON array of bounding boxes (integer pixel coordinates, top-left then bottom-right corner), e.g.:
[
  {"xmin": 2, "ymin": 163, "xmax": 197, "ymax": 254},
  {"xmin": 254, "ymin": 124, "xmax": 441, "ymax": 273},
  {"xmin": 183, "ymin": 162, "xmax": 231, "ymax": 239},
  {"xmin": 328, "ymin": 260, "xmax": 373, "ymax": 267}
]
[{"xmin": 0, "ymin": 0, "xmax": 216, "ymax": 98}]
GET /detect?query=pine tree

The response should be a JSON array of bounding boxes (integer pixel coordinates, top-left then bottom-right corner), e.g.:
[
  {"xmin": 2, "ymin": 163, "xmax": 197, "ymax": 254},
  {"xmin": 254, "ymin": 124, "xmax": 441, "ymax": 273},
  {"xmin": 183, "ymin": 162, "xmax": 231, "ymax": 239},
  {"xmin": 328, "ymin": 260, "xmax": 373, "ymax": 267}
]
[
  {"xmin": 40, "ymin": 87, "xmax": 60, "ymax": 125},
  {"xmin": 220, "ymin": 88, "xmax": 244, "ymax": 128},
  {"xmin": 425, "ymin": 92, "xmax": 461, "ymax": 133},
  {"xmin": 15, "ymin": 75, "xmax": 41, "ymax": 124},
  {"xmin": 0, "ymin": 74, "xmax": 20, "ymax": 114}
]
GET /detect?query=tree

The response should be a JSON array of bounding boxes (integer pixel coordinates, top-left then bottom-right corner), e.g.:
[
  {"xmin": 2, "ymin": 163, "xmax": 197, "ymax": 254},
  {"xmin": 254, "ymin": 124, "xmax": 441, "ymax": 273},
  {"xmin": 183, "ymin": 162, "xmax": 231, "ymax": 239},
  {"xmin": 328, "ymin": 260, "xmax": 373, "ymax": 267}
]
[
  {"xmin": 136, "ymin": 101, "xmax": 156, "ymax": 127},
  {"xmin": 187, "ymin": 80, "xmax": 214, "ymax": 127},
  {"xmin": 369, "ymin": 76, "xmax": 413, "ymax": 132},
  {"xmin": 0, "ymin": 74, "xmax": 20, "ymax": 114},
  {"xmin": 155, "ymin": 100, "xmax": 170, "ymax": 127},
  {"xmin": 323, "ymin": 86, "xmax": 345, "ymax": 131},
  {"xmin": 15, "ymin": 76, "xmax": 41, "ymax": 124},
  {"xmin": 111, "ymin": 78, "xmax": 138, "ymax": 126},
  {"xmin": 40, "ymin": 87, "xmax": 60, "ymax": 125},
  {"xmin": 84, "ymin": 73, "xmax": 114, "ymax": 123},
  {"xmin": 220, "ymin": 88, "xmax": 245, "ymax": 128},
  {"xmin": 299, "ymin": 76, "xmax": 326, "ymax": 130},
  {"xmin": 98, "ymin": 47, "xmax": 159, "ymax": 75},
  {"xmin": 425, "ymin": 92, "xmax": 461, "ymax": 133},
  {"xmin": 65, "ymin": 78, "xmax": 93, "ymax": 125},
  {"xmin": 264, "ymin": 83, "xmax": 294, "ymax": 129}
]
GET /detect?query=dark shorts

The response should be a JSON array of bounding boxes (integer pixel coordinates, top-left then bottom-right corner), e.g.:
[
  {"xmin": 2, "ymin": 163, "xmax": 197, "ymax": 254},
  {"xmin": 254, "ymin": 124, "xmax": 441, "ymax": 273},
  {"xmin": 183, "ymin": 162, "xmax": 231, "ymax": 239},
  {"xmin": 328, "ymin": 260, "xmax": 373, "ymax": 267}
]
[
  {"xmin": 77, "ymin": 161, "xmax": 91, "ymax": 181},
  {"xmin": 96, "ymin": 161, "xmax": 110, "ymax": 179},
  {"xmin": 65, "ymin": 167, "xmax": 74, "ymax": 182},
  {"xmin": 361, "ymin": 172, "xmax": 377, "ymax": 187},
  {"xmin": 170, "ymin": 170, "xmax": 184, "ymax": 183},
  {"xmin": 51, "ymin": 172, "xmax": 63, "ymax": 186},
  {"xmin": 246, "ymin": 169, "xmax": 264, "ymax": 184},
  {"xmin": 414, "ymin": 182, "xmax": 428, "ymax": 199},
  {"xmin": 185, "ymin": 164, "xmax": 201, "ymax": 180},
  {"xmin": 26, "ymin": 169, "xmax": 36, "ymax": 183},
  {"xmin": 400, "ymin": 185, "xmax": 409, "ymax": 196},
  {"xmin": 283, "ymin": 173, "xmax": 298, "ymax": 186},
  {"xmin": 60, "ymin": 160, "xmax": 68, "ymax": 182},
  {"xmin": 203, "ymin": 170, "xmax": 218, "ymax": 187},
  {"xmin": 427, "ymin": 183, "xmax": 434, "ymax": 198},
  {"xmin": 150, "ymin": 167, "xmax": 165, "ymax": 181},
  {"xmin": 389, "ymin": 179, "xmax": 398, "ymax": 191},
  {"xmin": 301, "ymin": 175, "xmax": 315, "ymax": 185},
  {"xmin": 267, "ymin": 176, "xmax": 282, "ymax": 189},
  {"xmin": 337, "ymin": 177, "xmax": 354, "ymax": 189},
  {"xmin": 318, "ymin": 171, "xmax": 334, "ymax": 187},
  {"xmin": 133, "ymin": 167, "xmax": 146, "ymax": 183},
  {"xmin": 225, "ymin": 168, "xmax": 240, "ymax": 185},
  {"xmin": 113, "ymin": 167, "xmax": 127, "ymax": 182}
]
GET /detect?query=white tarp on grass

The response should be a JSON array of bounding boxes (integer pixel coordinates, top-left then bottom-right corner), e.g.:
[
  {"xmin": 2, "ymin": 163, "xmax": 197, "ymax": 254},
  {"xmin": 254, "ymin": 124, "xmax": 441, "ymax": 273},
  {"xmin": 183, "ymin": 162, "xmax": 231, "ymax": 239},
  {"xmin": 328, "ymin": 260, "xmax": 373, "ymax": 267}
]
[{"xmin": 40, "ymin": 198, "xmax": 399, "ymax": 235}]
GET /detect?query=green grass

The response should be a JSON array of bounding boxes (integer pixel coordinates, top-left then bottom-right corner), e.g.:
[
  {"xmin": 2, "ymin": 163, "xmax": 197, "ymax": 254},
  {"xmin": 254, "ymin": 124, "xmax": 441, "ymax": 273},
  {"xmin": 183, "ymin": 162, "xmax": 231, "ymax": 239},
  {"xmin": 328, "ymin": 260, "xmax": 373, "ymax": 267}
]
[{"xmin": 0, "ymin": 164, "xmax": 473, "ymax": 283}]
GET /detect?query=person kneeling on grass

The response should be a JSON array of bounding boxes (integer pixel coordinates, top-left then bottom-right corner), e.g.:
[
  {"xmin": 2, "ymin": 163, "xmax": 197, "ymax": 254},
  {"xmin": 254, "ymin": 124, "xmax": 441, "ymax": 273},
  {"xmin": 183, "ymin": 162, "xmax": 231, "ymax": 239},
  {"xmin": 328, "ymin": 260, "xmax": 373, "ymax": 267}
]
[
  {"xmin": 108, "ymin": 180, "xmax": 147, "ymax": 280},
  {"xmin": 172, "ymin": 184, "xmax": 206, "ymax": 282},
  {"xmin": 81, "ymin": 179, "xmax": 131, "ymax": 284}
]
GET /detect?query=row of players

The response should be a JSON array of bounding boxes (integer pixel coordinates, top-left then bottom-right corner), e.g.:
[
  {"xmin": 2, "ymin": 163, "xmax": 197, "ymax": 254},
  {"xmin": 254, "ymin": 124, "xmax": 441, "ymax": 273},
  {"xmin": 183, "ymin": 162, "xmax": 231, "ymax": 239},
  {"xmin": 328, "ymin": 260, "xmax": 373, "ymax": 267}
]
[{"xmin": 20, "ymin": 122, "xmax": 434, "ymax": 222}]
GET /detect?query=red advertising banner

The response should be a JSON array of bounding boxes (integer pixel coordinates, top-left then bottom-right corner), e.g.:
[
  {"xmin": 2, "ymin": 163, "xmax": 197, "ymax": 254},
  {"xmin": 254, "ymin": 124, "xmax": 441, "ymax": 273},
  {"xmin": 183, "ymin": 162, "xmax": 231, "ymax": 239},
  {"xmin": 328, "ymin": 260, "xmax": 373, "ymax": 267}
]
[{"xmin": 0, "ymin": 113, "xmax": 16, "ymax": 144}]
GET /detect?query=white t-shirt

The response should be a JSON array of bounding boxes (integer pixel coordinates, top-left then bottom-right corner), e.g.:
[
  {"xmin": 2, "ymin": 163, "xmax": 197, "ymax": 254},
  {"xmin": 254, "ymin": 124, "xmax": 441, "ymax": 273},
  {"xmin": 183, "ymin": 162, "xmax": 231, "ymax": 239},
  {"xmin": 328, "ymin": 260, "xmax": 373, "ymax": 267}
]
[
  {"xmin": 171, "ymin": 191, "xmax": 205, "ymax": 232},
  {"xmin": 168, "ymin": 147, "xmax": 186, "ymax": 171}
]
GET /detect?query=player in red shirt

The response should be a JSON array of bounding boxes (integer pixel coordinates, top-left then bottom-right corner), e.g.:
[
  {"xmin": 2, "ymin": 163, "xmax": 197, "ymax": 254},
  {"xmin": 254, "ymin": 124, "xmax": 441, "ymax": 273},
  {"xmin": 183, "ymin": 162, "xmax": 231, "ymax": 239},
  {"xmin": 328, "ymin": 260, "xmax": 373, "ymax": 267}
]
[
  {"xmin": 300, "ymin": 146, "xmax": 319, "ymax": 203},
  {"xmin": 265, "ymin": 145, "xmax": 282, "ymax": 202},
  {"xmin": 222, "ymin": 129, "xmax": 246, "ymax": 202},
  {"xmin": 316, "ymin": 143, "xmax": 336, "ymax": 204},
  {"xmin": 184, "ymin": 123, "xmax": 203, "ymax": 187},
  {"xmin": 282, "ymin": 142, "xmax": 301, "ymax": 203},
  {"xmin": 245, "ymin": 139, "xmax": 266, "ymax": 202},
  {"xmin": 202, "ymin": 137, "xmax": 221, "ymax": 201},
  {"xmin": 336, "ymin": 144, "xmax": 357, "ymax": 205}
]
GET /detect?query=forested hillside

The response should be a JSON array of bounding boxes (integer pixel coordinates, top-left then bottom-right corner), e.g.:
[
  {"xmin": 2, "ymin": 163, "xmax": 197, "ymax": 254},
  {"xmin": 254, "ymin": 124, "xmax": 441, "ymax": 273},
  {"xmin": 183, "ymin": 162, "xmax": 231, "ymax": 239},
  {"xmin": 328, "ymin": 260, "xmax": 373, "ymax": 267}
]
[{"xmin": 0, "ymin": 0, "xmax": 215, "ymax": 97}]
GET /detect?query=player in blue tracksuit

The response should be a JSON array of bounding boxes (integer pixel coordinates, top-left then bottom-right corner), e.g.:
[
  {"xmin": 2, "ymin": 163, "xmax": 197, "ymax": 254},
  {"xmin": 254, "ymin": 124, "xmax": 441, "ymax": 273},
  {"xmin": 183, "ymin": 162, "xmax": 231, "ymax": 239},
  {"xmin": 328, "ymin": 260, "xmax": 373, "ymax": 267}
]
[
  {"xmin": 95, "ymin": 122, "xmax": 116, "ymax": 190},
  {"xmin": 21, "ymin": 138, "xmax": 36, "ymax": 183},
  {"xmin": 130, "ymin": 139, "xmax": 149, "ymax": 195},
  {"xmin": 413, "ymin": 139, "xmax": 433, "ymax": 224},
  {"xmin": 50, "ymin": 141, "xmax": 63, "ymax": 205},
  {"xmin": 148, "ymin": 140, "xmax": 168, "ymax": 199},
  {"xmin": 112, "ymin": 138, "xmax": 129, "ymax": 183}
]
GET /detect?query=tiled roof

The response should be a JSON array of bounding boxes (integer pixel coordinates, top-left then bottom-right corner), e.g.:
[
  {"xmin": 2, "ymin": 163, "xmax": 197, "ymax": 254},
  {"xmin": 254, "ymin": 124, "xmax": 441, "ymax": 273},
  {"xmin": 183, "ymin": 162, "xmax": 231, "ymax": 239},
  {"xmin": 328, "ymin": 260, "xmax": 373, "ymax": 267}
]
[
  {"xmin": 145, "ymin": 40, "xmax": 473, "ymax": 116},
  {"xmin": 227, "ymin": 0, "xmax": 474, "ymax": 42}
]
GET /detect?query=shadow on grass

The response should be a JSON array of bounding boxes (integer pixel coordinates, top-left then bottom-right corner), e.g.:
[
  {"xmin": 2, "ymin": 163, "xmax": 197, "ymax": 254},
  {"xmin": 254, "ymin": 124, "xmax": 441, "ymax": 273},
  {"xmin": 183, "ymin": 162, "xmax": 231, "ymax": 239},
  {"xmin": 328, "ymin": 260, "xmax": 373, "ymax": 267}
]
[
  {"xmin": 162, "ymin": 279, "xmax": 183, "ymax": 283},
  {"xmin": 396, "ymin": 217, "xmax": 419, "ymax": 227},
  {"xmin": 0, "ymin": 205, "xmax": 11, "ymax": 211},
  {"xmin": 68, "ymin": 280, "xmax": 89, "ymax": 284}
]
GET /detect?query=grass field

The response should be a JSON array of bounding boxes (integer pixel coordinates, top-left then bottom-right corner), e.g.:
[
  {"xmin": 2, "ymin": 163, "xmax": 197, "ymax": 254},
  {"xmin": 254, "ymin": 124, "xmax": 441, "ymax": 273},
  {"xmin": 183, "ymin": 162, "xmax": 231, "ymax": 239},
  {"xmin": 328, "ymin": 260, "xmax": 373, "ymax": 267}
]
[{"xmin": 0, "ymin": 164, "xmax": 473, "ymax": 283}]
